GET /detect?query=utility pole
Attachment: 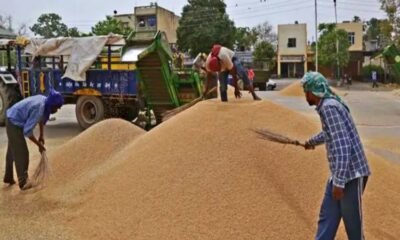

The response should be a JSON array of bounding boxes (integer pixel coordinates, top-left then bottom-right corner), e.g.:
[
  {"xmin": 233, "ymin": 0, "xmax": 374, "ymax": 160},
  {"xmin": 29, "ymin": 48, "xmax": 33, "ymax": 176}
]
[
  {"xmin": 315, "ymin": 0, "xmax": 318, "ymax": 72},
  {"xmin": 334, "ymin": 0, "xmax": 340, "ymax": 82}
]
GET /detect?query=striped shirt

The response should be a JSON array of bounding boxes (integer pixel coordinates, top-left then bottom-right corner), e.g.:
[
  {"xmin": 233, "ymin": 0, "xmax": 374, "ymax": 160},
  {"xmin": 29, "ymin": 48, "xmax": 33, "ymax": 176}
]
[{"xmin": 308, "ymin": 98, "xmax": 371, "ymax": 188}]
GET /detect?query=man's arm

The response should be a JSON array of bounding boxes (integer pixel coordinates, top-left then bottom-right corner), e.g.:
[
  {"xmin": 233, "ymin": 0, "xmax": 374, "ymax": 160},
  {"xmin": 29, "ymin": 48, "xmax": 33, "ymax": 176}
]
[
  {"xmin": 39, "ymin": 121, "xmax": 44, "ymax": 145},
  {"xmin": 307, "ymin": 132, "xmax": 326, "ymax": 146},
  {"xmin": 321, "ymin": 105, "xmax": 352, "ymax": 189},
  {"xmin": 28, "ymin": 135, "xmax": 46, "ymax": 153}
]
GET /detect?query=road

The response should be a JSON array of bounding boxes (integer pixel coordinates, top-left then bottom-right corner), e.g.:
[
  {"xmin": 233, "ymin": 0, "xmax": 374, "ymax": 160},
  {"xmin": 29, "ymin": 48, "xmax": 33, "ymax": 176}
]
[{"xmin": 0, "ymin": 79, "xmax": 399, "ymax": 163}]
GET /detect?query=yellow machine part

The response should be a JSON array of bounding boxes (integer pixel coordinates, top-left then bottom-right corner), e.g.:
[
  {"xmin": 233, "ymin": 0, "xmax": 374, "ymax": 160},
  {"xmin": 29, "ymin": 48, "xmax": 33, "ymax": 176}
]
[
  {"xmin": 100, "ymin": 57, "xmax": 136, "ymax": 70},
  {"xmin": 73, "ymin": 88, "xmax": 102, "ymax": 96}
]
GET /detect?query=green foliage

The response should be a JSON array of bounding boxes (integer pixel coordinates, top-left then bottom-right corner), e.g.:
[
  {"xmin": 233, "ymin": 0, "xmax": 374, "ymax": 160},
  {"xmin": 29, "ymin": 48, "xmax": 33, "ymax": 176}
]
[
  {"xmin": 234, "ymin": 27, "xmax": 257, "ymax": 51},
  {"xmin": 362, "ymin": 65, "xmax": 384, "ymax": 79},
  {"xmin": 316, "ymin": 25, "xmax": 350, "ymax": 69},
  {"xmin": 176, "ymin": 0, "xmax": 236, "ymax": 57},
  {"xmin": 91, "ymin": 16, "xmax": 132, "ymax": 36},
  {"xmin": 379, "ymin": 0, "xmax": 400, "ymax": 46},
  {"xmin": 253, "ymin": 41, "xmax": 275, "ymax": 70},
  {"xmin": 352, "ymin": 16, "xmax": 361, "ymax": 23},
  {"xmin": 30, "ymin": 13, "xmax": 69, "ymax": 38},
  {"xmin": 67, "ymin": 27, "xmax": 81, "ymax": 37}
]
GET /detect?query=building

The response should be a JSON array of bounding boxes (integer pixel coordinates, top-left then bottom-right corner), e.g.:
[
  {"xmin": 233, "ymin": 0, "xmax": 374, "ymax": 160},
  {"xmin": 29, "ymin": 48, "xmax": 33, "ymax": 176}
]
[
  {"xmin": 113, "ymin": 3, "xmax": 180, "ymax": 44},
  {"xmin": 113, "ymin": 13, "xmax": 135, "ymax": 29},
  {"xmin": 277, "ymin": 23, "xmax": 307, "ymax": 78},
  {"xmin": 336, "ymin": 22, "xmax": 364, "ymax": 80}
]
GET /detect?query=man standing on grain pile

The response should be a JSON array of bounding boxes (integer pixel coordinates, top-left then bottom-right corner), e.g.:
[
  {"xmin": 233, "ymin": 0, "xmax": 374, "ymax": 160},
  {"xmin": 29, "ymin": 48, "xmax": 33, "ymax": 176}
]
[
  {"xmin": 301, "ymin": 72, "xmax": 371, "ymax": 240},
  {"xmin": 3, "ymin": 89, "xmax": 64, "ymax": 190},
  {"xmin": 204, "ymin": 44, "xmax": 261, "ymax": 102}
]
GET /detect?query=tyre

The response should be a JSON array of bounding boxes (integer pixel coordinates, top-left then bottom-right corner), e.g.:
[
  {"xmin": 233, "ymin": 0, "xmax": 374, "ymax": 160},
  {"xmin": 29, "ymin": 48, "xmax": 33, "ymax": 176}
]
[
  {"xmin": 75, "ymin": 96, "xmax": 105, "ymax": 130},
  {"xmin": 0, "ymin": 82, "xmax": 21, "ymax": 126},
  {"xmin": 258, "ymin": 82, "xmax": 267, "ymax": 91}
]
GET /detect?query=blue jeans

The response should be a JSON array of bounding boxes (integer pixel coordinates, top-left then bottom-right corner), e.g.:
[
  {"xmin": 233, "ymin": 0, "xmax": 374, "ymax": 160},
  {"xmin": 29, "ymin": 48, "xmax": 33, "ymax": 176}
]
[
  {"xmin": 316, "ymin": 177, "xmax": 368, "ymax": 240},
  {"xmin": 218, "ymin": 58, "xmax": 251, "ymax": 101}
]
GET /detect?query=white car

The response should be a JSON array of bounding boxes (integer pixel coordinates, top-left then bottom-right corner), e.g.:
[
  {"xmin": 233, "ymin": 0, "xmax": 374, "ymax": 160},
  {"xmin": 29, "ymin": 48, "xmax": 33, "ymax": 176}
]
[{"xmin": 266, "ymin": 79, "xmax": 277, "ymax": 90}]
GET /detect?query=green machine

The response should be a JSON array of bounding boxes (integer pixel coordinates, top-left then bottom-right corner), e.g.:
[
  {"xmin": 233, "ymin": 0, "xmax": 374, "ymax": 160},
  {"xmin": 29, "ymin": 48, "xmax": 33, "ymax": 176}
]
[{"xmin": 135, "ymin": 31, "xmax": 202, "ymax": 123}]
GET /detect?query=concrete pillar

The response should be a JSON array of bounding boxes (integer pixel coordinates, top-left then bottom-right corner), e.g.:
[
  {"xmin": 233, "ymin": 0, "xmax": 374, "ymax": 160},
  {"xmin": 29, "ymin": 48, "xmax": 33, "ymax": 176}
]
[
  {"xmin": 277, "ymin": 55, "xmax": 281, "ymax": 77},
  {"xmin": 304, "ymin": 54, "xmax": 307, "ymax": 73}
]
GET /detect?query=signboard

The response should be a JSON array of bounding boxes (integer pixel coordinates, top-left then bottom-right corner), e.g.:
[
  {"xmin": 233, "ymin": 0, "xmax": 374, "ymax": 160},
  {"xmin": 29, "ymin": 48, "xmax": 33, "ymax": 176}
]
[{"xmin": 280, "ymin": 55, "xmax": 304, "ymax": 62}]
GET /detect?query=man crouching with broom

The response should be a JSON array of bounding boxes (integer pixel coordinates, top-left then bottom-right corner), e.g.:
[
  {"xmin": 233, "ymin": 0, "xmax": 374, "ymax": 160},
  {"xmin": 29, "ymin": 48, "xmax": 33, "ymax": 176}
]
[
  {"xmin": 3, "ymin": 89, "xmax": 63, "ymax": 190},
  {"xmin": 301, "ymin": 72, "xmax": 371, "ymax": 240}
]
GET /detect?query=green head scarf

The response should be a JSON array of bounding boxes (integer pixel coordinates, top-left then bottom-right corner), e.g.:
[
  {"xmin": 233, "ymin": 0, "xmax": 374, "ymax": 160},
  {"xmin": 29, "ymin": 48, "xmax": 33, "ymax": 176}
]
[{"xmin": 301, "ymin": 71, "xmax": 349, "ymax": 111}]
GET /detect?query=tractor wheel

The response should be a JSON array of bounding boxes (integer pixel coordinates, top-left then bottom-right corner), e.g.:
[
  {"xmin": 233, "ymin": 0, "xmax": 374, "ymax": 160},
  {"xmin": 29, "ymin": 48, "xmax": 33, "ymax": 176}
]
[
  {"xmin": 0, "ymin": 82, "xmax": 21, "ymax": 126},
  {"xmin": 76, "ymin": 96, "xmax": 105, "ymax": 130}
]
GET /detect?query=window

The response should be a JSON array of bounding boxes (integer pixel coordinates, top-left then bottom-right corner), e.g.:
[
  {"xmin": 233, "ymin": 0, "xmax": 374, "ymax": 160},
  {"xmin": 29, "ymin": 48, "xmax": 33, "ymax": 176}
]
[
  {"xmin": 288, "ymin": 38, "xmax": 296, "ymax": 48},
  {"xmin": 348, "ymin": 32, "xmax": 355, "ymax": 45},
  {"xmin": 148, "ymin": 16, "xmax": 156, "ymax": 27},
  {"xmin": 138, "ymin": 17, "xmax": 146, "ymax": 27}
]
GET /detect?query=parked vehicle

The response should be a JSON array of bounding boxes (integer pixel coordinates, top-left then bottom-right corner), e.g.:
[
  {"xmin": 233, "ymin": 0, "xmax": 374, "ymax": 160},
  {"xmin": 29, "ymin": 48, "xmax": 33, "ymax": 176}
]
[{"xmin": 0, "ymin": 32, "xmax": 202, "ymax": 129}]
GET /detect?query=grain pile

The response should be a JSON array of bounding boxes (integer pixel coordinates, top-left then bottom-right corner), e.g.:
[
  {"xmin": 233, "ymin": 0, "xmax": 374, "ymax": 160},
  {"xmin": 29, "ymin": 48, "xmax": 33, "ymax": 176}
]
[
  {"xmin": 366, "ymin": 137, "xmax": 400, "ymax": 153},
  {"xmin": 279, "ymin": 80, "xmax": 304, "ymax": 97},
  {"xmin": 1, "ymin": 100, "xmax": 400, "ymax": 239},
  {"xmin": 280, "ymin": 80, "xmax": 344, "ymax": 97},
  {"xmin": 44, "ymin": 118, "xmax": 146, "ymax": 200}
]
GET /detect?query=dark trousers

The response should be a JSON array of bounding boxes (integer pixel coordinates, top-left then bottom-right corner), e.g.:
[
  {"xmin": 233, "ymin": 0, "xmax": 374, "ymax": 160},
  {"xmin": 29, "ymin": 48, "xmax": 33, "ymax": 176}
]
[
  {"xmin": 372, "ymin": 81, "xmax": 378, "ymax": 88},
  {"xmin": 4, "ymin": 119, "xmax": 29, "ymax": 188},
  {"xmin": 218, "ymin": 58, "xmax": 252, "ymax": 102},
  {"xmin": 316, "ymin": 177, "xmax": 368, "ymax": 240}
]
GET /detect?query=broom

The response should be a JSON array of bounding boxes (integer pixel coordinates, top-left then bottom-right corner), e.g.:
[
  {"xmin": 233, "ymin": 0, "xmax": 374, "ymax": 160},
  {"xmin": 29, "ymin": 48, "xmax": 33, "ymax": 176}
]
[
  {"xmin": 31, "ymin": 151, "xmax": 51, "ymax": 186},
  {"xmin": 162, "ymin": 86, "xmax": 217, "ymax": 121},
  {"xmin": 252, "ymin": 128, "xmax": 306, "ymax": 148}
]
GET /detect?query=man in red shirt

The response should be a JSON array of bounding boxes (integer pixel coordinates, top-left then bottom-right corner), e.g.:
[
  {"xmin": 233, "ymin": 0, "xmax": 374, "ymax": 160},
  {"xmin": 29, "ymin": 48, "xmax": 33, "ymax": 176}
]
[{"xmin": 204, "ymin": 45, "xmax": 261, "ymax": 102}]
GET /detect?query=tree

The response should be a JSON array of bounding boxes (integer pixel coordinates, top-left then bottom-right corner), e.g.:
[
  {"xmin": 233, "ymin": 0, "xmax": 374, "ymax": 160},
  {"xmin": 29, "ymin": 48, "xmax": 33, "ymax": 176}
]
[
  {"xmin": 352, "ymin": 16, "xmax": 362, "ymax": 23},
  {"xmin": 234, "ymin": 27, "xmax": 258, "ymax": 51},
  {"xmin": 17, "ymin": 24, "xmax": 27, "ymax": 36},
  {"xmin": 0, "ymin": 15, "xmax": 13, "ymax": 32},
  {"xmin": 364, "ymin": 18, "xmax": 392, "ymax": 48},
  {"xmin": 67, "ymin": 27, "xmax": 81, "ymax": 37},
  {"xmin": 252, "ymin": 21, "xmax": 277, "ymax": 45},
  {"xmin": 253, "ymin": 41, "xmax": 275, "ymax": 70},
  {"xmin": 91, "ymin": 16, "xmax": 132, "ymax": 36},
  {"xmin": 379, "ymin": 0, "xmax": 400, "ymax": 44},
  {"xmin": 30, "ymin": 13, "xmax": 69, "ymax": 38},
  {"xmin": 177, "ymin": 0, "xmax": 236, "ymax": 57},
  {"xmin": 317, "ymin": 24, "xmax": 351, "ymax": 72}
]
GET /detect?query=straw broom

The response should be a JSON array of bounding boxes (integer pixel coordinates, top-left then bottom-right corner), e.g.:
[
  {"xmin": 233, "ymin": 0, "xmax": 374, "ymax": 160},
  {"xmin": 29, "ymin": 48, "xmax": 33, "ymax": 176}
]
[
  {"xmin": 162, "ymin": 86, "xmax": 217, "ymax": 121},
  {"xmin": 252, "ymin": 128, "xmax": 306, "ymax": 148},
  {"xmin": 31, "ymin": 151, "xmax": 51, "ymax": 186}
]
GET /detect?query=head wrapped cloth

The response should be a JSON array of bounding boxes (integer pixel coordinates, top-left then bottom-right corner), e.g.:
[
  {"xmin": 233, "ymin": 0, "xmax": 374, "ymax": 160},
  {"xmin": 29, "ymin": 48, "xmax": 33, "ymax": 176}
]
[
  {"xmin": 301, "ymin": 72, "xmax": 349, "ymax": 111},
  {"xmin": 43, "ymin": 89, "xmax": 64, "ymax": 124}
]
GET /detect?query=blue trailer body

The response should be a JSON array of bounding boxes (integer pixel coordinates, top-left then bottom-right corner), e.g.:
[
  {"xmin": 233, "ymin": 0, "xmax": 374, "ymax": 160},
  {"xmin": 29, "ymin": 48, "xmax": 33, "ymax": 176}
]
[{"xmin": 26, "ymin": 68, "xmax": 137, "ymax": 97}]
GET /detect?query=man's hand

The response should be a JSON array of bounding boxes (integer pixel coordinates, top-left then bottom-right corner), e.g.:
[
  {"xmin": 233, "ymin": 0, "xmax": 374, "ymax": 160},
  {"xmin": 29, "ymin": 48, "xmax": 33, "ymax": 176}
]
[
  {"xmin": 39, "ymin": 136, "xmax": 45, "ymax": 145},
  {"xmin": 332, "ymin": 185, "xmax": 344, "ymax": 201},
  {"xmin": 38, "ymin": 143, "xmax": 46, "ymax": 154},
  {"xmin": 234, "ymin": 88, "xmax": 242, "ymax": 99},
  {"xmin": 304, "ymin": 141, "xmax": 315, "ymax": 150}
]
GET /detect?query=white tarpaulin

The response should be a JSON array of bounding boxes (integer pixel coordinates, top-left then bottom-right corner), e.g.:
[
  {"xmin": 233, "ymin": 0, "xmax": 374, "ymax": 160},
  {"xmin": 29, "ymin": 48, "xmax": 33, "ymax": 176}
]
[{"xmin": 24, "ymin": 35, "xmax": 125, "ymax": 81}]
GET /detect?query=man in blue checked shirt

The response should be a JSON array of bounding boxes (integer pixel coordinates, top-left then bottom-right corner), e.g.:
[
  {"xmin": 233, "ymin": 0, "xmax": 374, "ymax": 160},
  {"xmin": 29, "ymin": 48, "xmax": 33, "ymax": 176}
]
[
  {"xmin": 301, "ymin": 72, "xmax": 371, "ymax": 240},
  {"xmin": 4, "ymin": 89, "xmax": 63, "ymax": 190}
]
